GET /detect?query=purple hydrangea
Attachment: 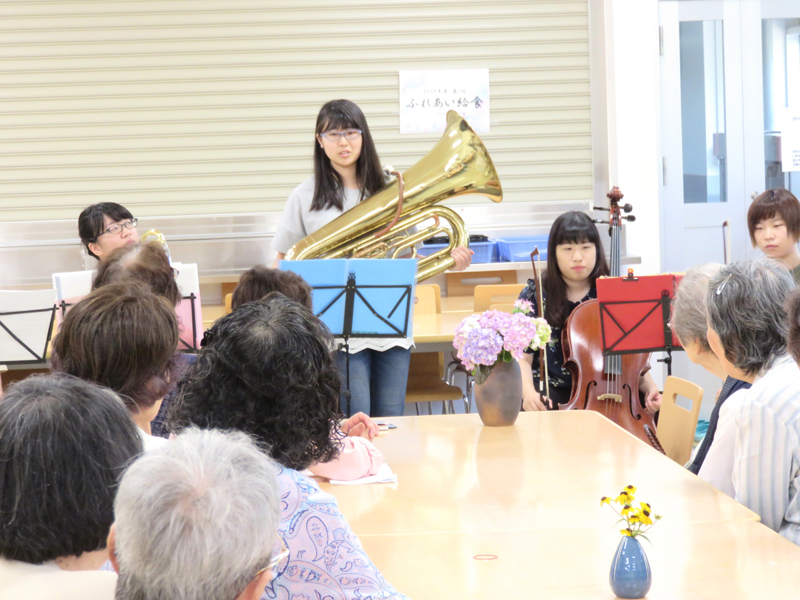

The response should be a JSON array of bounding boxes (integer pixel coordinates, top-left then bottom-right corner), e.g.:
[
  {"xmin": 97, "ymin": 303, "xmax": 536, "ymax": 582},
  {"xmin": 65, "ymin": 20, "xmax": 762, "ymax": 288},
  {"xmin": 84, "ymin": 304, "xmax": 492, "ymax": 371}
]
[{"xmin": 453, "ymin": 309, "xmax": 552, "ymax": 375}]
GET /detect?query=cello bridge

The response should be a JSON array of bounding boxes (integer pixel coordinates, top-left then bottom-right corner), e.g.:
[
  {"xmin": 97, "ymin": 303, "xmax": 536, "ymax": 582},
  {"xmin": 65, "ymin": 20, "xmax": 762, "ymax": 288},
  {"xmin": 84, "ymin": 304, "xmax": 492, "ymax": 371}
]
[{"xmin": 598, "ymin": 393, "xmax": 623, "ymax": 404}]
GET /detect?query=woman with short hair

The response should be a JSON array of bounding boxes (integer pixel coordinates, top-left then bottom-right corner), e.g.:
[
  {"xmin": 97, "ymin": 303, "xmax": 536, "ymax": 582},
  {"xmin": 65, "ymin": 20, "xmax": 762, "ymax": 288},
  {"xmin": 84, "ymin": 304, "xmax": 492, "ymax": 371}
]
[
  {"xmin": 169, "ymin": 294, "xmax": 407, "ymax": 599},
  {"xmin": 669, "ymin": 264, "xmax": 750, "ymax": 482},
  {"xmin": 0, "ymin": 374, "xmax": 143, "ymax": 600},
  {"xmin": 51, "ymin": 281, "xmax": 179, "ymax": 450},
  {"xmin": 706, "ymin": 260, "xmax": 800, "ymax": 545}
]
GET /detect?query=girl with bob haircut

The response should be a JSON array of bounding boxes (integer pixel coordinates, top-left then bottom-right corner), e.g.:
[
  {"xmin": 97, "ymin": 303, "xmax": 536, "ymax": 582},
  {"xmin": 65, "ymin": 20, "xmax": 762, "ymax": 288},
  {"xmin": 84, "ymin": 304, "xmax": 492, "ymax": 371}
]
[
  {"xmin": 169, "ymin": 294, "xmax": 407, "ymax": 600},
  {"xmin": 517, "ymin": 211, "xmax": 662, "ymax": 411},
  {"xmin": 78, "ymin": 202, "xmax": 139, "ymax": 261},
  {"xmin": 0, "ymin": 374, "xmax": 143, "ymax": 600},
  {"xmin": 747, "ymin": 188, "xmax": 800, "ymax": 284},
  {"xmin": 271, "ymin": 99, "xmax": 472, "ymax": 417}
]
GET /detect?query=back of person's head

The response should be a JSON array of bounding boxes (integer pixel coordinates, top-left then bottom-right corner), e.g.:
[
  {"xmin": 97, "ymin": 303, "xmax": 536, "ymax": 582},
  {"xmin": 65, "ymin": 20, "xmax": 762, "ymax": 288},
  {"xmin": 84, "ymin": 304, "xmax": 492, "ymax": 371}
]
[
  {"xmin": 93, "ymin": 242, "xmax": 182, "ymax": 307},
  {"xmin": 707, "ymin": 259, "xmax": 793, "ymax": 376},
  {"xmin": 0, "ymin": 374, "xmax": 142, "ymax": 564},
  {"xmin": 170, "ymin": 294, "xmax": 340, "ymax": 470},
  {"xmin": 52, "ymin": 280, "xmax": 179, "ymax": 411},
  {"xmin": 231, "ymin": 266, "xmax": 313, "ymax": 311},
  {"xmin": 786, "ymin": 288, "xmax": 800, "ymax": 366},
  {"xmin": 78, "ymin": 202, "xmax": 135, "ymax": 258},
  {"xmin": 747, "ymin": 188, "xmax": 800, "ymax": 245},
  {"xmin": 112, "ymin": 428, "xmax": 281, "ymax": 600},
  {"xmin": 670, "ymin": 263, "xmax": 723, "ymax": 351}
]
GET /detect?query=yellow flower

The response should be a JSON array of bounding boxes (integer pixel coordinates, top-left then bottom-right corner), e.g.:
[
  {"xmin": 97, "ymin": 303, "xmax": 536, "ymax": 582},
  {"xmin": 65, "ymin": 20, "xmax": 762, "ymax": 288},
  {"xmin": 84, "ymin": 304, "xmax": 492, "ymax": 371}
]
[
  {"xmin": 615, "ymin": 491, "xmax": 633, "ymax": 504},
  {"xmin": 628, "ymin": 513, "xmax": 640, "ymax": 524},
  {"xmin": 620, "ymin": 529, "xmax": 633, "ymax": 537},
  {"xmin": 639, "ymin": 502, "xmax": 651, "ymax": 511},
  {"xmin": 601, "ymin": 496, "xmax": 612, "ymax": 506},
  {"xmin": 634, "ymin": 508, "xmax": 653, "ymax": 526},
  {"xmin": 621, "ymin": 504, "xmax": 633, "ymax": 516},
  {"xmin": 624, "ymin": 485, "xmax": 637, "ymax": 495}
]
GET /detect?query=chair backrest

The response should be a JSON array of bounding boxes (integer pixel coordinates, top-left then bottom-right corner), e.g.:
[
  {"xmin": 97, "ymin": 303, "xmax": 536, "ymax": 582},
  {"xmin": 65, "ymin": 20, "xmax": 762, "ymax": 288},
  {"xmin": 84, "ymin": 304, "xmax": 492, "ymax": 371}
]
[
  {"xmin": 658, "ymin": 376, "xmax": 704, "ymax": 465},
  {"xmin": 446, "ymin": 270, "xmax": 517, "ymax": 297},
  {"xmin": 0, "ymin": 289, "xmax": 57, "ymax": 364},
  {"xmin": 52, "ymin": 270, "xmax": 93, "ymax": 302},
  {"xmin": 489, "ymin": 302, "xmax": 515, "ymax": 313},
  {"xmin": 415, "ymin": 285, "xmax": 438, "ymax": 316},
  {"xmin": 474, "ymin": 284, "xmax": 525, "ymax": 312},
  {"xmin": 225, "ymin": 293, "xmax": 233, "ymax": 314}
]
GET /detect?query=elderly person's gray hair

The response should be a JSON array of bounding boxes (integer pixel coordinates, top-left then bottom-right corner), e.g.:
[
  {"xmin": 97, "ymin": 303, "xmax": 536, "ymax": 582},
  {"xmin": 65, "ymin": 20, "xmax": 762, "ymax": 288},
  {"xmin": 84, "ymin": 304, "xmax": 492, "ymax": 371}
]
[
  {"xmin": 670, "ymin": 263, "xmax": 723, "ymax": 352},
  {"xmin": 707, "ymin": 259, "xmax": 793, "ymax": 376},
  {"xmin": 114, "ymin": 428, "xmax": 282, "ymax": 600}
]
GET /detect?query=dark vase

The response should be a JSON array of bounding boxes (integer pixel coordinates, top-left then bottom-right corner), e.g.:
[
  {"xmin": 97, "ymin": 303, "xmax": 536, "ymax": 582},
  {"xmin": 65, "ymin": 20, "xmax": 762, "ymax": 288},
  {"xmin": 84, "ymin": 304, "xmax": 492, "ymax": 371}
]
[
  {"xmin": 609, "ymin": 535, "xmax": 652, "ymax": 599},
  {"xmin": 473, "ymin": 359, "xmax": 522, "ymax": 426}
]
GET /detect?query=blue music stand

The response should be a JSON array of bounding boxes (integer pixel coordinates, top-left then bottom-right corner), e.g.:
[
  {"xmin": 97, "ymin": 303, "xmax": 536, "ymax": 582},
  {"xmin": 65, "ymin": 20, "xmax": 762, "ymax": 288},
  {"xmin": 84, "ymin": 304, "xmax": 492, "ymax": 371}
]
[{"xmin": 281, "ymin": 259, "xmax": 417, "ymax": 416}]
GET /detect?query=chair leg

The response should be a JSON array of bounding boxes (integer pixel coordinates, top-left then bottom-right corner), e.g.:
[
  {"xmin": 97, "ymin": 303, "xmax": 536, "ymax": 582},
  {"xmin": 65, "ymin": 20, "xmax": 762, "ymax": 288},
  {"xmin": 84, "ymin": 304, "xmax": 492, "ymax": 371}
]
[{"xmin": 415, "ymin": 402, "xmax": 420, "ymax": 416}]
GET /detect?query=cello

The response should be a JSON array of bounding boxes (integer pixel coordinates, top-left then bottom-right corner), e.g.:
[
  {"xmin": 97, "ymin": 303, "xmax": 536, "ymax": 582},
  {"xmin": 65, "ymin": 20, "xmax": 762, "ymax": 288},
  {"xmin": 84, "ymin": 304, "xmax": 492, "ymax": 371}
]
[{"xmin": 560, "ymin": 188, "xmax": 664, "ymax": 452}]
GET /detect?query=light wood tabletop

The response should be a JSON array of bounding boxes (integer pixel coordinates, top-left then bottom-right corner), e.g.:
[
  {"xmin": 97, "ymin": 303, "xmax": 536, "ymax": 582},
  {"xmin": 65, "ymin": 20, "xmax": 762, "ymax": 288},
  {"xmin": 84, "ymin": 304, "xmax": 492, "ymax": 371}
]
[
  {"xmin": 359, "ymin": 519, "xmax": 800, "ymax": 600},
  {"xmin": 320, "ymin": 412, "xmax": 758, "ymax": 537}
]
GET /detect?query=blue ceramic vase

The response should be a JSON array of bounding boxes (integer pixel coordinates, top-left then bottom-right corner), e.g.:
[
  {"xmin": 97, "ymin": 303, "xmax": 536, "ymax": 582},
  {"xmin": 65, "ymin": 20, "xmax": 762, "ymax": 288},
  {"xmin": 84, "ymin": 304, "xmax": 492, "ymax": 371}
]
[{"xmin": 609, "ymin": 535, "xmax": 652, "ymax": 599}]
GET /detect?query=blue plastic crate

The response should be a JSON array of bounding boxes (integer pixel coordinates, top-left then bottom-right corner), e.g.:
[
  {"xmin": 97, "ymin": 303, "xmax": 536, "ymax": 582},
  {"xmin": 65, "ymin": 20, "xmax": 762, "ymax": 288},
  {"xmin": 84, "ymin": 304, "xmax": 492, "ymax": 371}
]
[
  {"xmin": 418, "ymin": 240, "xmax": 497, "ymax": 264},
  {"xmin": 495, "ymin": 235, "xmax": 549, "ymax": 262}
]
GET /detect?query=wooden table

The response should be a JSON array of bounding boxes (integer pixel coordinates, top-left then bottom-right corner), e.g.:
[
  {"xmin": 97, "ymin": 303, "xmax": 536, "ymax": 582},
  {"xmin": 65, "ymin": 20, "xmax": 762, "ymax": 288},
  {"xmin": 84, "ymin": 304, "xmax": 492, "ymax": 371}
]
[
  {"xmin": 319, "ymin": 412, "xmax": 800, "ymax": 598},
  {"xmin": 357, "ymin": 520, "xmax": 800, "ymax": 599},
  {"xmin": 321, "ymin": 412, "xmax": 757, "ymax": 537}
]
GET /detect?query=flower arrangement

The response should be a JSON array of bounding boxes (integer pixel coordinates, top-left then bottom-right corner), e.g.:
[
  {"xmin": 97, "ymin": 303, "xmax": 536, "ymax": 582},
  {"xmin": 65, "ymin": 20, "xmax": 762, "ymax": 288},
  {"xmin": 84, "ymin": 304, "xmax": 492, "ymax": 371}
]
[
  {"xmin": 453, "ymin": 300, "xmax": 551, "ymax": 384},
  {"xmin": 601, "ymin": 485, "xmax": 662, "ymax": 541}
]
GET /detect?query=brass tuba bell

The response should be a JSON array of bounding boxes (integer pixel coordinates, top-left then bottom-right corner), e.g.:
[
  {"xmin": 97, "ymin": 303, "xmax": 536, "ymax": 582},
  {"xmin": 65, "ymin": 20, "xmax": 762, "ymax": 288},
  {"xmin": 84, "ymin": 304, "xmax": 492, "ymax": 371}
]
[
  {"xmin": 285, "ymin": 110, "xmax": 502, "ymax": 282},
  {"xmin": 140, "ymin": 229, "xmax": 171, "ymax": 262}
]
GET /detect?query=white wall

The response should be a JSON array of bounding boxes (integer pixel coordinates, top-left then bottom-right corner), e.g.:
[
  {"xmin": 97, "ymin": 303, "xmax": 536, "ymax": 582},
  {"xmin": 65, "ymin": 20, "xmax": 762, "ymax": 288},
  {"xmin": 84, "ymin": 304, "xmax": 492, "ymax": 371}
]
[{"xmin": 598, "ymin": 0, "xmax": 663, "ymax": 277}]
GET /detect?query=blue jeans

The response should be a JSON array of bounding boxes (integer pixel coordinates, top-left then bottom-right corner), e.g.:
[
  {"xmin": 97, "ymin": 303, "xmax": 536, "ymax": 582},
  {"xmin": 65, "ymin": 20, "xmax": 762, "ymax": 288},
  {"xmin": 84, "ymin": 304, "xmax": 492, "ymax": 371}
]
[{"xmin": 335, "ymin": 346, "xmax": 411, "ymax": 417}]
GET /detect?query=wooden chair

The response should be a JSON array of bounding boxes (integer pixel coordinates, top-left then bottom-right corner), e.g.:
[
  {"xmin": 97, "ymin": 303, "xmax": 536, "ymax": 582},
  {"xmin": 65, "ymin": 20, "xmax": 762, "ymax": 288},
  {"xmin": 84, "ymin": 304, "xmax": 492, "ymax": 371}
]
[
  {"xmin": 446, "ymin": 270, "xmax": 518, "ymax": 297},
  {"xmin": 225, "ymin": 293, "xmax": 233, "ymax": 314},
  {"xmin": 406, "ymin": 285, "xmax": 464, "ymax": 415},
  {"xmin": 0, "ymin": 365, "xmax": 6, "ymax": 395},
  {"xmin": 474, "ymin": 283, "xmax": 526, "ymax": 312},
  {"xmin": 489, "ymin": 302, "xmax": 515, "ymax": 313},
  {"xmin": 657, "ymin": 376, "xmax": 704, "ymax": 465}
]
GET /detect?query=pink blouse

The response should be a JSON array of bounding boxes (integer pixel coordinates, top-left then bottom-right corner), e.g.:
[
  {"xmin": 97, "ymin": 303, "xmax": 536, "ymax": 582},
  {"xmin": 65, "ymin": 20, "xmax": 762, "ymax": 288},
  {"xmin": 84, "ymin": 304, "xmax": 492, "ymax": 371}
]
[{"xmin": 308, "ymin": 437, "xmax": 384, "ymax": 481}]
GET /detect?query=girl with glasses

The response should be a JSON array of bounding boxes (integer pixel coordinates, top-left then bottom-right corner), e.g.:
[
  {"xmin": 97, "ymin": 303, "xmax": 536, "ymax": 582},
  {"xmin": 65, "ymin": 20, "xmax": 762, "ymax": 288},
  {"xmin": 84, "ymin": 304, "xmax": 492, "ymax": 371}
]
[
  {"xmin": 78, "ymin": 202, "xmax": 139, "ymax": 261},
  {"xmin": 272, "ymin": 99, "xmax": 472, "ymax": 417}
]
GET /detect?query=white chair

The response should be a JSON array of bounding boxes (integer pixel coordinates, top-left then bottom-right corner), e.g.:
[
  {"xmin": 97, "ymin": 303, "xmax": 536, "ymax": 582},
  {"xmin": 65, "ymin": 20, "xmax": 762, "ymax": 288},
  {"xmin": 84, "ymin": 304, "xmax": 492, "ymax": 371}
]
[
  {"xmin": 52, "ymin": 270, "xmax": 94, "ymax": 324},
  {"xmin": 0, "ymin": 289, "xmax": 58, "ymax": 365},
  {"xmin": 173, "ymin": 263, "xmax": 204, "ymax": 351}
]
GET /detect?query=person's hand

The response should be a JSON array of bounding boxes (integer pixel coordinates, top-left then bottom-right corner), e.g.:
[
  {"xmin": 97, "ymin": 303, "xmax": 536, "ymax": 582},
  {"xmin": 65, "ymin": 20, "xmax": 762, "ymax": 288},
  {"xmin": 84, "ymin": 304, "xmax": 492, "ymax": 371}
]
[
  {"xmin": 522, "ymin": 388, "xmax": 550, "ymax": 411},
  {"xmin": 642, "ymin": 386, "xmax": 662, "ymax": 414},
  {"xmin": 340, "ymin": 412, "xmax": 379, "ymax": 440},
  {"xmin": 450, "ymin": 246, "xmax": 474, "ymax": 271}
]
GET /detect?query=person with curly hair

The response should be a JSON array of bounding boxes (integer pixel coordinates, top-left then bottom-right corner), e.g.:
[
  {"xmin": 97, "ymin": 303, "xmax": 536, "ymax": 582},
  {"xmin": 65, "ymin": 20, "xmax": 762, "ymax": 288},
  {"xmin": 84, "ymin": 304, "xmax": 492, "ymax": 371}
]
[{"xmin": 169, "ymin": 294, "xmax": 407, "ymax": 600}]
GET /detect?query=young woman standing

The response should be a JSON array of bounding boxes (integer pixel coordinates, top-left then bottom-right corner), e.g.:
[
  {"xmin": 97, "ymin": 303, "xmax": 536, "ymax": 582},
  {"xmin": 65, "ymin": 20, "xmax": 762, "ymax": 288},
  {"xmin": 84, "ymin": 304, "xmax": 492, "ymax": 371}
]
[{"xmin": 272, "ymin": 100, "xmax": 472, "ymax": 416}]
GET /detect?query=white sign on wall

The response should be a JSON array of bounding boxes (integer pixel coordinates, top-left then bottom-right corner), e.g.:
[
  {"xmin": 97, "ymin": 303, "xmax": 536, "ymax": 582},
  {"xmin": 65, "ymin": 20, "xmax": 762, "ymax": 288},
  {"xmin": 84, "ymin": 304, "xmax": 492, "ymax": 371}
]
[
  {"xmin": 779, "ymin": 107, "xmax": 800, "ymax": 172},
  {"xmin": 399, "ymin": 69, "xmax": 490, "ymax": 135}
]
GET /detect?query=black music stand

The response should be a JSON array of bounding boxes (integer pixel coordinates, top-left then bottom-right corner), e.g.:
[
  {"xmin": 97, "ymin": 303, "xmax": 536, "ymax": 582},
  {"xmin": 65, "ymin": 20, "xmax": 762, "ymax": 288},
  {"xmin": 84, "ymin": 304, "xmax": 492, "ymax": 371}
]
[
  {"xmin": 281, "ymin": 259, "xmax": 417, "ymax": 417},
  {"xmin": 0, "ymin": 304, "xmax": 57, "ymax": 365}
]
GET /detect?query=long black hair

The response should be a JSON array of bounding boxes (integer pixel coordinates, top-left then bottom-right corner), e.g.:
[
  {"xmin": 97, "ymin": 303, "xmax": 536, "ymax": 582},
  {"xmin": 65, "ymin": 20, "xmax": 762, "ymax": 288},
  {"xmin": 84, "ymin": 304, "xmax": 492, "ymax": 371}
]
[
  {"xmin": 311, "ymin": 99, "xmax": 385, "ymax": 211},
  {"xmin": 543, "ymin": 211, "xmax": 609, "ymax": 327}
]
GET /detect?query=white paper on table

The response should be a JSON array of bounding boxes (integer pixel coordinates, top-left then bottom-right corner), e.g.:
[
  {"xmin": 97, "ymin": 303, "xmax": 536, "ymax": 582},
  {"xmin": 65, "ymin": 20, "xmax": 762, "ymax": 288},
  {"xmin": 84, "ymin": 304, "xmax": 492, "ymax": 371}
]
[{"xmin": 329, "ymin": 462, "xmax": 397, "ymax": 486}]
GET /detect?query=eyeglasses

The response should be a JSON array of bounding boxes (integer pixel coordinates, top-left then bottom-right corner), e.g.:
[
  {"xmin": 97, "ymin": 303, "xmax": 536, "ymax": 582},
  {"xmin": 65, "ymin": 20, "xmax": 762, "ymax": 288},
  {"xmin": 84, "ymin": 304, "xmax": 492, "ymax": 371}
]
[
  {"xmin": 232, "ymin": 542, "xmax": 289, "ymax": 599},
  {"xmin": 319, "ymin": 129, "xmax": 362, "ymax": 141},
  {"xmin": 97, "ymin": 218, "xmax": 138, "ymax": 238}
]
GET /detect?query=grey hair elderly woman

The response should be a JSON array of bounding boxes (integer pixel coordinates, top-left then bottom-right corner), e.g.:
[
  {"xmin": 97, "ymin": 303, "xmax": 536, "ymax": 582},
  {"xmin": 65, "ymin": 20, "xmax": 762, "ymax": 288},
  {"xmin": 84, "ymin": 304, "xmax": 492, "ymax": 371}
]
[
  {"xmin": 670, "ymin": 264, "xmax": 751, "ymax": 480},
  {"xmin": 706, "ymin": 259, "xmax": 800, "ymax": 545}
]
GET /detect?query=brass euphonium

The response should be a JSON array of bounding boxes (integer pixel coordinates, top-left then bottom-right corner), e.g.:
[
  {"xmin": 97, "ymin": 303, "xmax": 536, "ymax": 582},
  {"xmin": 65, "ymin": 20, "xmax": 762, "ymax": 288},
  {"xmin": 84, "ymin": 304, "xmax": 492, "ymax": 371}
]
[
  {"xmin": 140, "ymin": 229, "xmax": 171, "ymax": 261},
  {"xmin": 285, "ymin": 110, "xmax": 502, "ymax": 282}
]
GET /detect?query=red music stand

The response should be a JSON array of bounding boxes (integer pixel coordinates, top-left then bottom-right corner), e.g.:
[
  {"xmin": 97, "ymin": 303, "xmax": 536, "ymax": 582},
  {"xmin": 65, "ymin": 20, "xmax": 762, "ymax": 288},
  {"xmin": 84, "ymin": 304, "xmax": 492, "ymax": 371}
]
[{"xmin": 596, "ymin": 271, "xmax": 684, "ymax": 375}]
